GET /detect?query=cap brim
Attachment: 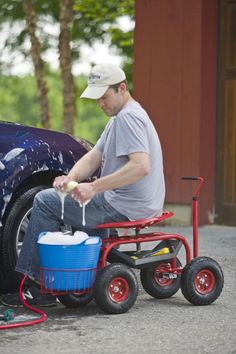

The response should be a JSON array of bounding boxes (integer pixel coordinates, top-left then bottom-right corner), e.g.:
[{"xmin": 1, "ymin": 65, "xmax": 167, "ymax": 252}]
[{"xmin": 80, "ymin": 85, "xmax": 109, "ymax": 99}]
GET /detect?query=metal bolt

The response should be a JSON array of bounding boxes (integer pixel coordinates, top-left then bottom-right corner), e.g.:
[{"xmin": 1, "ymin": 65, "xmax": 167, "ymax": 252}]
[
  {"xmin": 113, "ymin": 286, "xmax": 119, "ymax": 293},
  {"xmin": 199, "ymin": 278, "xmax": 205, "ymax": 285}
]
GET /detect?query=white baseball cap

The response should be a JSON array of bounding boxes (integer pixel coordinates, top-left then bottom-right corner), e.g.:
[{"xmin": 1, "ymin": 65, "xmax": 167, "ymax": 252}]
[{"xmin": 80, "ymin": 64, "xmax": 126, "ymax": 99}]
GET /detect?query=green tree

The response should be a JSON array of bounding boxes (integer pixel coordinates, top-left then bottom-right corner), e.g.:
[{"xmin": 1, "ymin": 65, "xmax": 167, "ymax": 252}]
[
  {"xmin": 0, "ymin": 0, "xmax": 134, "ymax": 80},
  {"xmin": 59, "ymin": 0, "xmax": 76, "ymax": 134},
  {"xmin": 22, "ymin": 0, "xmax": 51, "ymax": 129},
  {"xmin": 0, "ymin": 75, "xmax": 40, "ymax": 126},
  {"xmin": 73, "ymin": 0, "xmax": 135, "ymax": 82},
  {"xmin": 0, "ymin": 0, "xmax": 135, "ymax": 132},
  {"xmin": 0, "ymin": 73, "xmax": 107, "ymax": 143}
]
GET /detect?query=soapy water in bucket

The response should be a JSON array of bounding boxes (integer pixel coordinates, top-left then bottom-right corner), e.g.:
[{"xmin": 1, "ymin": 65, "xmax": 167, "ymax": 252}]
[
  {"xmin": 38, "ymin": 230, "xmax": 91, "ymax": 245},
  {"xmin": 56, "ymin": 181, "xmax": 90, "ymax": 226}
]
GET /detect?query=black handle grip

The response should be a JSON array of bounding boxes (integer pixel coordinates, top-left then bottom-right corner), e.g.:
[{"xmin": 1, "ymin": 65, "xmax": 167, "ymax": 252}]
[{"xmin": 181, "ymin": 176, "xmax": 198, "ymax": 180}]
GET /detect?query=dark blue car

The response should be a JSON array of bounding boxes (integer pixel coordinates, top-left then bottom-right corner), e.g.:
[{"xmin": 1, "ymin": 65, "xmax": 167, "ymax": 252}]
[{"xmin": 0, "ymin": 121, "xmax": 93, "ymax": 293}]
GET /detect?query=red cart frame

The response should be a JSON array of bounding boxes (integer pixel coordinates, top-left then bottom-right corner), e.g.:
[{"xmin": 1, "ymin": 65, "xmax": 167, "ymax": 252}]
[{"xmin": 40, "ymin": 177, "xmax": 224, "ymax": 314}]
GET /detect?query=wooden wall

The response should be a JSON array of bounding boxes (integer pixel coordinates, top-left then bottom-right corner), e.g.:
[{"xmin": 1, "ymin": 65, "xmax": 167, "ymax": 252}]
[{"xmin": 133, "ymin": 0, "xmax": 217, "ymax": 224}]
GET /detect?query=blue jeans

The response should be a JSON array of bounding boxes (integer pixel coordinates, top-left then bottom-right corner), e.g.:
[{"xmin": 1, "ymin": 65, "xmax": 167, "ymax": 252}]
[{"xmin": 16, "ymin": 188, "xmax": 128, "ymax": 282}]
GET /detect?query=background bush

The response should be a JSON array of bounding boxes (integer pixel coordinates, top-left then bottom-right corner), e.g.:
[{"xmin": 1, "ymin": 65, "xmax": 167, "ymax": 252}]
[{"xmin": 0, "ymin": 71, "xmax": 108, "ymax": 143}]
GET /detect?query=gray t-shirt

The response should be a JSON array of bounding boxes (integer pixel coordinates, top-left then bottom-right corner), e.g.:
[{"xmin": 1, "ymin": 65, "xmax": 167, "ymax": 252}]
[{"xmin": 94, "ymin": 100, "xmax": 165, "ymax": 220}]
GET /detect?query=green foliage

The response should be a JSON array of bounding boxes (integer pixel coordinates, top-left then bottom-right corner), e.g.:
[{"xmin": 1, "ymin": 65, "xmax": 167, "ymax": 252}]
[
  {"xmin": 75, "ymin": 99, "xmax": 108, "ymax": 143},
  {"xmin": 0, "ymin": 0, "xmax": 135, "ymax": 79},
  {"xmin": 75, "ymin": 75, "xmax": 108, "ymax": 142},
  {"xmin": 73, "ymin": 0, "xmax": 135, "ymax": 82},
  {"xmin": 0, "ymin": 75, "xmax": 40, "ymax": 126},
  {"xmin": 0, "ymin": 0, "xmax": 135, "ymax": 137},
  {"xmin": 0, "ymin": 72, "xmax": 107, "ymax": 144},
  {"xmin": 72, "ymin": 0, "xmax": 134, "ymax": 42}
]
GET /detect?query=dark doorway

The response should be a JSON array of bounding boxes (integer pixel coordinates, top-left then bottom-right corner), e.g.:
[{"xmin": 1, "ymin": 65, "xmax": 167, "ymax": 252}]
[{"xmin": 216, "ymin": 0, "xmax": 236, "ymax": 225}]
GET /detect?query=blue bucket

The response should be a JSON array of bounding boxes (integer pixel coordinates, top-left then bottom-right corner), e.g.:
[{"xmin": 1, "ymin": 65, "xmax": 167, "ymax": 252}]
[{"xmin": 37, "ymin": 232, "xmax": 101, "ymax": 291}]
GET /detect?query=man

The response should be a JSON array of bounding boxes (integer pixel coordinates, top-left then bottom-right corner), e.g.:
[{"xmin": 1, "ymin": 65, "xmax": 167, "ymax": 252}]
[{"xmin": 1, "ymin": 64, "xmax": 165, "ymax": 307}]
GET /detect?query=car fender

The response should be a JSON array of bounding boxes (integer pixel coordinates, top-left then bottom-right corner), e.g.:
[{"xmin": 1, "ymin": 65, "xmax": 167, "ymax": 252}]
[{"xmin": 0, "ymin": 127, "xmax": 89, "ymax": 224}]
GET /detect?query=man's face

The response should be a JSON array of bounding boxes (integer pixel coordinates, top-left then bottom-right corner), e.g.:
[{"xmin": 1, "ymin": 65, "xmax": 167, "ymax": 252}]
[{"xmin": 97, "ymin": 86, "xmax": 124, "ymax": 117}]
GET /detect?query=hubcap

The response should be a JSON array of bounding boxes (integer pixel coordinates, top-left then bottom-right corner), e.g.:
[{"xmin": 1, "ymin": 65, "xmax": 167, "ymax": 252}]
[
  {"xmin": 108, "ymin": 277, "xmax": 129, "ymax": 303},
  {"xmin": 195, "ymin": 269, "xmax": 215, "ymax": 294},
  {"xmin": 16, "ymin": 209, "xmax": 32, "ymax": 256}
]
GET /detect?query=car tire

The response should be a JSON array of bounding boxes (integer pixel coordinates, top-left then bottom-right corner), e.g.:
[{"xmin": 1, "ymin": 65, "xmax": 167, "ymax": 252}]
[{"xmin": 0, "ymin": 185, "xmax": 48, "ymax": 293}]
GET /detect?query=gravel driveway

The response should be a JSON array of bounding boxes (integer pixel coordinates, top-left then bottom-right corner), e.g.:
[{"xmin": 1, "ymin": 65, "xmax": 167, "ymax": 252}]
[{"xmin": 0, "ymin": 225, "xmax": 235, "ymax": 354}]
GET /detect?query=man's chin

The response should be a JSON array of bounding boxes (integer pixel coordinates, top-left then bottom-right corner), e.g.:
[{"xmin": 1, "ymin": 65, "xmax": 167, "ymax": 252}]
[{"xmin": 102, "ymin": 110, "xmax": 112, "ymax": 117}]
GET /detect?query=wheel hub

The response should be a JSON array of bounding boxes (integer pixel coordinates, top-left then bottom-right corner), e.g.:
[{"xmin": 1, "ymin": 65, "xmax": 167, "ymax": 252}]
[
  {"xmin": 109, "ymin": 277, "xmax": 129, "ymax": 303},
  {"xmin": 16, "ymin": 209, "xmax": 32, "ymax": 256},
  {"xmin": 155, "ymin": 263, "xmax": 174, "ymax": 286},
  {"xmin": 195, "ymin": 269, "xmax": 215, "ymax": 294},
  {"xmin": 112, "ymin": 285, "xmax": 120, "ymax": 293}
]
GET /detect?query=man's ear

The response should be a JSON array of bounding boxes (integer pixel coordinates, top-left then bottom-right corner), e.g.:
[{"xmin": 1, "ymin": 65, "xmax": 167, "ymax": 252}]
[{"xmin": 119, "ymin": 82, "xmax": 127, "ymax": 94}]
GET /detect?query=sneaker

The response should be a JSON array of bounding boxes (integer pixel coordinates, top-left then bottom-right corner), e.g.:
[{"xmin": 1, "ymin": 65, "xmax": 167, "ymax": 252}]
[{"xmin": 0, "ymin": 285, "xmax": 57, "ymax": 308}]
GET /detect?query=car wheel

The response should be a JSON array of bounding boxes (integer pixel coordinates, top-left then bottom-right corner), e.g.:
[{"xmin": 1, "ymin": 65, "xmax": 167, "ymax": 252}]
[{"xmin": 0, "ymin": 185, "xmax": 48, "ymax": 293}]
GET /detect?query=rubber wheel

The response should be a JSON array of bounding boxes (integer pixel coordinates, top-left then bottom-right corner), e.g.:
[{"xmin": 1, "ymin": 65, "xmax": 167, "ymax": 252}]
[
  {"xmin": 180, "ymin": 256, "xmax": 224, "ymax": 305},
  {"xmin": 57, "ymin": 292, "xmax": 94, "ymax": 308},
  {"xmin": 93, "ymin": 263, "xmax": 138, "ymax": 314},
  {"xmin": 140, "ymin": 258, "xmax": 182, "ymax": 298},
  {"xmin": 0, "ymin": 186, "xmax": 48, "ymax": 293}
]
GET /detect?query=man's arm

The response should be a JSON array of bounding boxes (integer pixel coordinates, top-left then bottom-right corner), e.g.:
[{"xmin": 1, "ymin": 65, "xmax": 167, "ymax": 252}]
[
  {"xmin": 93, "ymin": 152, "xmax": 150, "ymax": 192},
  {"xmin": 67, "ymin": 148, "xmax": 102, "ymax": 182},
  {"xmin": 70, "ymin": 152, "xmax": 150, "ymax": 203},
  {"xmin": 53, "ymin": 148, "xmax": 102, "ymax": 192}
]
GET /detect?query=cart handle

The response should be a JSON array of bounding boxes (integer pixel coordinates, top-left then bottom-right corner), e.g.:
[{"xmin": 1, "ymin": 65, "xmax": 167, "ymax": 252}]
[{"xmin": 181, "ymin": 176, "xmax": 204, "ymax": 199}]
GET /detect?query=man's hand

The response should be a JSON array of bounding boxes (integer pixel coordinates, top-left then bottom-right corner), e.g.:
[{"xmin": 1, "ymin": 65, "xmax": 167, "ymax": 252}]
[
  {"xmin": 53, "ymin": 176, "xmax": 96, "ymax": 204},
  {"xmin": 70, "ymin": 182, "xmax": 96, "ymax": 204},
  {"xmin": 53, "ymin": 175, "xmax": 72, "ymax": 193}
]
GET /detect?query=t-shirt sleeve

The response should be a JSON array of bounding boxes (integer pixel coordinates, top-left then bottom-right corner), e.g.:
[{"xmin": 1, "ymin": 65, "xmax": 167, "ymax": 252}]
[
  {"xmin": 115, "ymin": 113, "xmax": 150, "ymax": 157},
  {"xmin": 94, "ymin": 135, "xmax": 104, "ymax": 153}
]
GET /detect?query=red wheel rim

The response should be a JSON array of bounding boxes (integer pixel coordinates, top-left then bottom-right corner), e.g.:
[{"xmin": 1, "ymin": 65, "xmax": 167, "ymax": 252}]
[
  {"xmin": 108, "ymin": 277, "xmax": 129, "ymax": 303},
  {"xmin": 154, "ymin": 263, "xmax": 173, "ymax": 286},
  {"xmin": 194, "ymin": 269, "xmax": 215, "ymax": 294}
]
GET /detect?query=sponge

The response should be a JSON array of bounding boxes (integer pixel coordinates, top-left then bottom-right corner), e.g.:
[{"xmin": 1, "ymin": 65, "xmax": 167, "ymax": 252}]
[{"xmin": 66, "ymin": 181, "xmax": 78, "ymax": 192}]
